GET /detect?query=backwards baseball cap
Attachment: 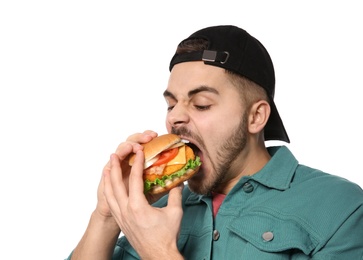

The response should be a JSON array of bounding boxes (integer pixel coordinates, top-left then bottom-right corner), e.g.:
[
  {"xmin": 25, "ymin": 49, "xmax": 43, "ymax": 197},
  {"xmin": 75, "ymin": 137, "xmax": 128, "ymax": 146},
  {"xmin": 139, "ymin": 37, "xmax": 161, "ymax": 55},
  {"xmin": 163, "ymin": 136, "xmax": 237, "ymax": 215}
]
[{"xmin": 169, "ymin": 25, "xmax": 290, "ymax": 143}]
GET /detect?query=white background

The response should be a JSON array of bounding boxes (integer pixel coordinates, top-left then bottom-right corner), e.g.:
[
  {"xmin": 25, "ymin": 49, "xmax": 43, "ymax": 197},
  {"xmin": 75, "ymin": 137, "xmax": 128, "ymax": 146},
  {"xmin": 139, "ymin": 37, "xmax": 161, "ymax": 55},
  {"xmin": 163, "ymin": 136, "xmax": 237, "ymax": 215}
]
[{"xmin": 1, "ymin": 1, "xmax": 362, "ymax": 259}]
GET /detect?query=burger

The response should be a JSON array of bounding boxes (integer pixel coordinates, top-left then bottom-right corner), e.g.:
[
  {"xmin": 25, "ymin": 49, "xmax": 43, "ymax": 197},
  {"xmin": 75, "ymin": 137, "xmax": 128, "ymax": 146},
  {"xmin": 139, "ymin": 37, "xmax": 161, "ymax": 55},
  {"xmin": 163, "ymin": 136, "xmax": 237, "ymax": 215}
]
[{"xmin": 128, "ymin": 133, "xmax": 201, "ymax": 194}]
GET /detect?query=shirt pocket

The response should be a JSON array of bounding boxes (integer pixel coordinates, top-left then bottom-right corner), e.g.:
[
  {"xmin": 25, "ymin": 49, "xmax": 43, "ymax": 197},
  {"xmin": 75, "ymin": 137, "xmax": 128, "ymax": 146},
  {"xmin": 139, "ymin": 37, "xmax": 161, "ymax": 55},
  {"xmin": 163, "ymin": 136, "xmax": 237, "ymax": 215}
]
[{"xmin": 227, "ymin": 210, "xmax": 319, "ymax": 259}]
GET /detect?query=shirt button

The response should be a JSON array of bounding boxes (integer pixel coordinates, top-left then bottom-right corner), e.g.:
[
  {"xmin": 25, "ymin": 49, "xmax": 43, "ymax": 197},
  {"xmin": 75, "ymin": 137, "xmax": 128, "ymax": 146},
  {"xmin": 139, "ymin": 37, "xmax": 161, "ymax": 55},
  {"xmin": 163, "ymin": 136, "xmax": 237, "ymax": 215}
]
[
  {"xmin": 242, "ymin": 182, "xmax": 254, "ymax": 193},
  {"xmin": 213, "ymin": 230, "xmax": 220, "ymax": 241},
  {"xmin": 262, "ymin": 231, "xmax": 274, "ymax": 242}
]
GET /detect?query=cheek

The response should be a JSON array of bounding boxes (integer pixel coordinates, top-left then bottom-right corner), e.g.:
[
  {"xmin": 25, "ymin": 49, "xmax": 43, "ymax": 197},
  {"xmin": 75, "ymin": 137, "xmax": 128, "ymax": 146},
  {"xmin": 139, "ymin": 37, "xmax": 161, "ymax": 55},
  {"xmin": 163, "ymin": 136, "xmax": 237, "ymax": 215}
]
[
  {"xmin": 202, "ymin": 109, "xmax": 242, "ymax": 136},
  {"xmin": 165, "ymin": 119, "xmax": 172, "ymax": 133},
  {"xmin": 200, "ymin": 111, "xmax": 243, "ymax": 151},
  {"xmin": 197, "ymin": 116, "xmax": 228, "ymax": 148}
]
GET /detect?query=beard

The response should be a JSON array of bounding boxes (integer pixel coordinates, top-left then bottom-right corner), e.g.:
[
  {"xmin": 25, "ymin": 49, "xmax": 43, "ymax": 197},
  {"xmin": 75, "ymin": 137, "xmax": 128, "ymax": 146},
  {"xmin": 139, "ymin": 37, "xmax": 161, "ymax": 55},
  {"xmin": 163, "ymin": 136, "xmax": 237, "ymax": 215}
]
[{"xmin": 172, "ymin": 111, "xmax": 249, "ymax": 195}]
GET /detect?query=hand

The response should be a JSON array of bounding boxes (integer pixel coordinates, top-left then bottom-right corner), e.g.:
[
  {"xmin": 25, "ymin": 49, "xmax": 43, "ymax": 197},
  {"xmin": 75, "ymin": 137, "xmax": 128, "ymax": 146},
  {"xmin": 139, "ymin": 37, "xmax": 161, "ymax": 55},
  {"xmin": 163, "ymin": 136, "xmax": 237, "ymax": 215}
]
[
  {"xmin": 95, "ymin": 130, "xmax": 158, "ymax": 218},
  {"xmin": 103, "ymin": 148, "xmax": 184, "ymax": 259}
]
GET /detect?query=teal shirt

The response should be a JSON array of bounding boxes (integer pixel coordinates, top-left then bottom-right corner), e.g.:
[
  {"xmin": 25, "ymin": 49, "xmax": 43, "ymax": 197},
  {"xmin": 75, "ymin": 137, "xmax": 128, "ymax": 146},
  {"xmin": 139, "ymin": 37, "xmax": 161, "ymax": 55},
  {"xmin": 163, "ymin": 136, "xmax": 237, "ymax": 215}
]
[{"xmin": 68, "ymin": 146, "xmax": 363, "ymax": 259}]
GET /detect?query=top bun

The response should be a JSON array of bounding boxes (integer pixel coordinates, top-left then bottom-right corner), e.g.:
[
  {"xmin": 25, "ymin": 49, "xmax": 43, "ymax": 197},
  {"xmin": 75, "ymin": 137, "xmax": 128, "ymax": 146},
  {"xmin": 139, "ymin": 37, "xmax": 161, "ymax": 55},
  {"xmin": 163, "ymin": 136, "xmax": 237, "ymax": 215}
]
[{"xmin": 128, "ymin": 134, "xmax": 181, "ymax": 166}]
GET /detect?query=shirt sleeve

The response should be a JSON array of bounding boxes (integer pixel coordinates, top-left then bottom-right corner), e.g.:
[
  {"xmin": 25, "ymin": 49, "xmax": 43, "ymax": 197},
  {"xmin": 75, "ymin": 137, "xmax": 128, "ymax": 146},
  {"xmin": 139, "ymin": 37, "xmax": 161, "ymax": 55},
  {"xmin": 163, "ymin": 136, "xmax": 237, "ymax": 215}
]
[
  {"xmin": 64, "ymin": 251, "xmax": 72, "ymax": 260},
  {"xmin": 312, "ymin": 204, "xmax": 363, "ymax": 259}
]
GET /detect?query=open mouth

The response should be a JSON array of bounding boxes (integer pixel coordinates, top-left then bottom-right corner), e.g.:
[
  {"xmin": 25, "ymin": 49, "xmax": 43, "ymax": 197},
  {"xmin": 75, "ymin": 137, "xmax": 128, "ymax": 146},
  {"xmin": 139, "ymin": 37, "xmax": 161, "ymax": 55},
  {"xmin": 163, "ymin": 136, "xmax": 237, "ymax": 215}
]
[
  {"xmin": 183, "ymin": 141, "xmax": 201, "ymax": 160},
  {"xmin": 180, "ymin": 136, "xmax": 202, "ymax": 159}
]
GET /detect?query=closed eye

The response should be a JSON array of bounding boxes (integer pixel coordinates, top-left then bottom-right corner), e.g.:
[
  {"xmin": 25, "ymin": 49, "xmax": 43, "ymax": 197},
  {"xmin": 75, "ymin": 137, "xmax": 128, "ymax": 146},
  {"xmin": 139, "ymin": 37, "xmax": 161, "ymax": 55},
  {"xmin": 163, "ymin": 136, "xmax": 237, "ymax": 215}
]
[{"xmin": 195, "ymin": 105, "xmax": 211, "ymax": 111}]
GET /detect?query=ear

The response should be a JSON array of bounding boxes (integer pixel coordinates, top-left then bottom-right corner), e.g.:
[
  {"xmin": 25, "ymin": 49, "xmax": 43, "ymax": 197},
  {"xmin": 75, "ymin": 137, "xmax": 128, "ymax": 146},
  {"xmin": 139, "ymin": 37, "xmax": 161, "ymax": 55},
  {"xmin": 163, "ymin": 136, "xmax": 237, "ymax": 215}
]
[{"xmin": 248, "ymin": 100, "xmax": 270, "ymax": 134}]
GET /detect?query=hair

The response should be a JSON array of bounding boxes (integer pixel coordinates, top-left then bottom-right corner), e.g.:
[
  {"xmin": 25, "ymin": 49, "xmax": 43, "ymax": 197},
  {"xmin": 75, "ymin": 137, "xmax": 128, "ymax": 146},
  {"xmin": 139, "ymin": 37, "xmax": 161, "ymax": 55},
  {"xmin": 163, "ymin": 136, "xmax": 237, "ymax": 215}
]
[{"xmin": 175, "ymin": 38, "xmax": 269, "ymax": 111}]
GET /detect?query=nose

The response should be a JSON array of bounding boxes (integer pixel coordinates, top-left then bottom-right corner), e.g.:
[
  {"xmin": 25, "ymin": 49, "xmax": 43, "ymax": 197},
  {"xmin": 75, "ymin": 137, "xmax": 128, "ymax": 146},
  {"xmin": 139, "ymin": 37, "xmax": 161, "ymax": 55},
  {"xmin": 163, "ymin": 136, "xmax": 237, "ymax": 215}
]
[{"xmin": 166, "ymin": 103, "xmax": 190, "ymax": 129}]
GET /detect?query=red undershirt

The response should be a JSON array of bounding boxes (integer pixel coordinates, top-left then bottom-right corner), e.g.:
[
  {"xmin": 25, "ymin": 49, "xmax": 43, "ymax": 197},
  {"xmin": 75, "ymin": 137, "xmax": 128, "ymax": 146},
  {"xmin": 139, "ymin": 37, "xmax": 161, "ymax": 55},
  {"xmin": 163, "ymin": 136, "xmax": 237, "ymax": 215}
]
[{"xmin": 211, "ymin": 192, "xmax": 226, "ymax": 218}]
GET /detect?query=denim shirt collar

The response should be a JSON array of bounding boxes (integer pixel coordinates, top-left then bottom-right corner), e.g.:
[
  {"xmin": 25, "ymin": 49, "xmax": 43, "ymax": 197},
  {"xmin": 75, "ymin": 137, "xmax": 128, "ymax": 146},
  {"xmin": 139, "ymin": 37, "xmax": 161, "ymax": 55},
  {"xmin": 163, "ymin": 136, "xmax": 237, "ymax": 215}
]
[{"xmin": 247, "ymin": 146, "xmax": 298, "ymax": 190}]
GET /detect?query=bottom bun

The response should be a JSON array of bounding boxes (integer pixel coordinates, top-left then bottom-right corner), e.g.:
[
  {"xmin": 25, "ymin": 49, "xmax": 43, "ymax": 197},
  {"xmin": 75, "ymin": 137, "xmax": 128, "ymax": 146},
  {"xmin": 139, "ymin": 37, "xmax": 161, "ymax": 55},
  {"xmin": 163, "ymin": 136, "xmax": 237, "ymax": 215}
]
[{"xmin": 147, "ymin": 167, "xmax": 200, "ymax": 195}]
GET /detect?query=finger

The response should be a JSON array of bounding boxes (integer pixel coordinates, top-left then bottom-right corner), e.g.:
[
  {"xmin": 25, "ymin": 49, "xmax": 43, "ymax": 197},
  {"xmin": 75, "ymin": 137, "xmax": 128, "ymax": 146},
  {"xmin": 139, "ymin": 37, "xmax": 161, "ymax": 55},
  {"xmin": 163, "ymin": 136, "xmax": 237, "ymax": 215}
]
[
  {"xmin": 115, "ymin": 142, "xmax": 137, "ymax": 159},
  {"xmin": 142, "ymin": 129, "xmax": 158, "ymax": 137},
  {"xmin": 109, "ymin": 153, "xmax": 128, "ymax": 201},
  {"xmin": 113, "ymin": 142, "xmax": 144, "ymax": 169},
  {"xmin": 102, "ymin": 161, "xmax": 111, "ymax": 176},
  {"xmin": 114, "ymin": 132, "xmax": 158, "ymax": 162},
  {"xmin": 126, "ymin": 130, "xmax": 158, "ymax": 143},
  {"xmin": 114, "ymin": 141, "xmax": 142, "ymax": 160},
  {"xmin": 167, "ymin": 183, "xmax": 184, "ymax": 209},
  {"xmin": 128, "ymin": 150, "xmax": 148, "ymax": 204},
  {"xmin": 103, "ymin": 159, "xmax": 122, "ymax": 217}
]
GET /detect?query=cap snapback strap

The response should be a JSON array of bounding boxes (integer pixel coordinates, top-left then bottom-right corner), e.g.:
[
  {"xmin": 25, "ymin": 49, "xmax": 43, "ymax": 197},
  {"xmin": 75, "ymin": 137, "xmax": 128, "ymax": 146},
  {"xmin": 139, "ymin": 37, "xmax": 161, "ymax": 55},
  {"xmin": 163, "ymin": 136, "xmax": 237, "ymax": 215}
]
[{"xmin": 169, "ymin": 50, "xmax": 229, "ymax": 71}]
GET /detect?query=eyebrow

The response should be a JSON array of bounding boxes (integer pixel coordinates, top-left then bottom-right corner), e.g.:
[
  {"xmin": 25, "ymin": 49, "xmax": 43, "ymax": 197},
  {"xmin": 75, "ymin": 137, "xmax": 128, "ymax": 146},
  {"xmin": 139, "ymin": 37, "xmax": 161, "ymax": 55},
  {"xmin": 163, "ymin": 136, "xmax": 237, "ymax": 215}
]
[{"xmin": 163, "ymin": 85, "xmax": 219, "ymax": 100}]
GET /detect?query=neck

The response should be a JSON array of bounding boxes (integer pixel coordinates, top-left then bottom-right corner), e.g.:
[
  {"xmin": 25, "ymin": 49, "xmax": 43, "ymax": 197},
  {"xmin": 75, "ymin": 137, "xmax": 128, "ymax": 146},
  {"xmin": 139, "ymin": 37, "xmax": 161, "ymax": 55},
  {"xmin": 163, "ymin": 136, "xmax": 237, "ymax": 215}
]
[{"xmin": 214, "ymin": 141, "xmax": 270, "ymax": 194}]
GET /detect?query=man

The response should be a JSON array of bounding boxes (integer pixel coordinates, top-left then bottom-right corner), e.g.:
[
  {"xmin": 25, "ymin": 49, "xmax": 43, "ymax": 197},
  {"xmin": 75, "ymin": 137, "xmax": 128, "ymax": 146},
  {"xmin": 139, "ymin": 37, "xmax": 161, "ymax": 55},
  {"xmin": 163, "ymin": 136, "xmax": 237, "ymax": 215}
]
[{"xmin": 67, "ymin": 25, "xmax": 363, "ymax": 259}]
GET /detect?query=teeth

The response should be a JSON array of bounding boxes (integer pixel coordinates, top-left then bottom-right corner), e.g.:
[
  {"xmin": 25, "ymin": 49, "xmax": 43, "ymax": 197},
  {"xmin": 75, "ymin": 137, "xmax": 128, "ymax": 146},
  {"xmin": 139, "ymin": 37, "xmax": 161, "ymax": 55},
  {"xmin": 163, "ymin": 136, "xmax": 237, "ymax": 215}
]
[{"xmin": 181, "ymin": 139, "xmax": 190, "ymax": 143}]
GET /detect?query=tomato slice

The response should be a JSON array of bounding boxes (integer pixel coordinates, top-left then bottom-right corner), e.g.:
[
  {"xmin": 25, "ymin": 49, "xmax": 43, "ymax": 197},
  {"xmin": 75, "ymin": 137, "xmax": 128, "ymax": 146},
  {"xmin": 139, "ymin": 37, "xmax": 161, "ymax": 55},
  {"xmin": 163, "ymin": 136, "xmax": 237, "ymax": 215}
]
[{"xmin": 151, "ymin": 147, "xmax": 179, "ymax": 166}]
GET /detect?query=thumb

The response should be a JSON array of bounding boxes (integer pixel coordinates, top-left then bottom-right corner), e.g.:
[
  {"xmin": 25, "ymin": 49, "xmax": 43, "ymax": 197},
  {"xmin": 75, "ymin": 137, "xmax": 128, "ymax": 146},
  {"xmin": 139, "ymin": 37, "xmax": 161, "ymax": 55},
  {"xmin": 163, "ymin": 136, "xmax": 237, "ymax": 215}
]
[{"xmin": 167, "ymin": 182, "xmax": 184, "ymax": 209}]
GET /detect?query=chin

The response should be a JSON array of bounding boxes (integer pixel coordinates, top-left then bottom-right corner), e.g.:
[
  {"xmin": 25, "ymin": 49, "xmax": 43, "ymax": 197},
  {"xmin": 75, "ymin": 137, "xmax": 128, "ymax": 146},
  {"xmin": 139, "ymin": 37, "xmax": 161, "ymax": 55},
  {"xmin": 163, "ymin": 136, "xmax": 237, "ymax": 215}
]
[{"xmin": 187, "ymin": 173, "xmax": 212, "ymax": 195}]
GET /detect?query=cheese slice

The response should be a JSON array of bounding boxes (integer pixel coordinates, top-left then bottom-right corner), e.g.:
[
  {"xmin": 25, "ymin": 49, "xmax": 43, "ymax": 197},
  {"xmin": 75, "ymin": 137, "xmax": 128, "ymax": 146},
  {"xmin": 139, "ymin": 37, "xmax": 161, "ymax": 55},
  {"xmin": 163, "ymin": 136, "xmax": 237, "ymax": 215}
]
[{"xmin": 166, "ymin": 145, "xmax": 186, "ymax": 165}]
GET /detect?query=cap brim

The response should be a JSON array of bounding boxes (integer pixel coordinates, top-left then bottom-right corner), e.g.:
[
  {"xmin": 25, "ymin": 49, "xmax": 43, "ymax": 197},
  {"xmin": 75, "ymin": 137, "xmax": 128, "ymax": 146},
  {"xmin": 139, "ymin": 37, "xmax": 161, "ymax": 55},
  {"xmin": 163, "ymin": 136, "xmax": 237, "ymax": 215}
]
[{"xmin": 264, "ymin": 98, "xmax": 290, "ymax": 143}]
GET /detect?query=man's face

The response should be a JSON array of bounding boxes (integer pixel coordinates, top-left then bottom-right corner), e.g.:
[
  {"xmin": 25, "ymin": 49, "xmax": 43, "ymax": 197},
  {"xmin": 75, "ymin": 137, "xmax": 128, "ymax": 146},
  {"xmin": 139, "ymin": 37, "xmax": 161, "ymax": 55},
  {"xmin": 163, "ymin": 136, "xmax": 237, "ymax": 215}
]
[{"xmin": 164, "ymin": 61, "xmax": 249, "ymax": 194}]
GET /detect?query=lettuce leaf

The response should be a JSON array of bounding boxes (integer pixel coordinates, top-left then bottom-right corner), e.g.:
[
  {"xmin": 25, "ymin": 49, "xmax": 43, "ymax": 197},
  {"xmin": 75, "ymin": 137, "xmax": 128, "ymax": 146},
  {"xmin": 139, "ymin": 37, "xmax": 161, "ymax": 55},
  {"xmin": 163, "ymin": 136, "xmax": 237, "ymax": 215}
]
[{"xmin": 144, "ymin": 156, "xmax": 201, "ymax": 193}]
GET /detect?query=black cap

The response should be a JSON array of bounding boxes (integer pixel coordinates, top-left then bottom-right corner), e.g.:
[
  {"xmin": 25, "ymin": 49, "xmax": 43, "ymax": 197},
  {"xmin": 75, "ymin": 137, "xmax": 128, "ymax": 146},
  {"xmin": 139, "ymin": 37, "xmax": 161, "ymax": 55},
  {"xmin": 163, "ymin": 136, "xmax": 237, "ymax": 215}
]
[{"xmin": 169, "ymin": 25, "xmax": 290, "ymax": 143}]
